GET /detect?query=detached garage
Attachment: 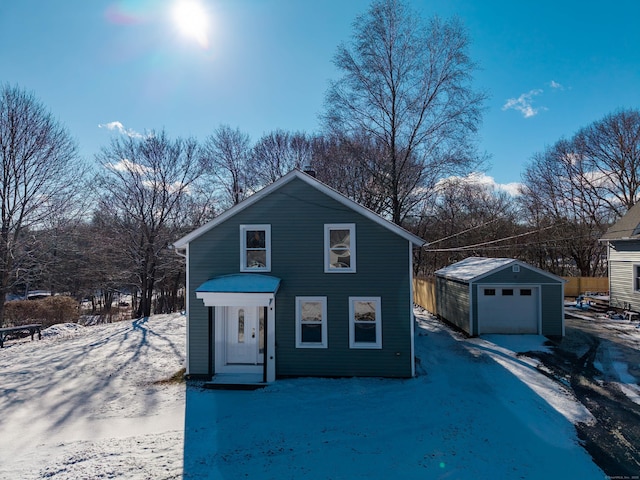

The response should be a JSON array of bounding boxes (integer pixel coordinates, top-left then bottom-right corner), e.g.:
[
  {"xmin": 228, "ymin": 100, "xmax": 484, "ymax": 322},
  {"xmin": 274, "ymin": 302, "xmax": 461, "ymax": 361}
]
[{"xmin": 435, "ymin": 257, "xmax": 565, "ymax": 337}]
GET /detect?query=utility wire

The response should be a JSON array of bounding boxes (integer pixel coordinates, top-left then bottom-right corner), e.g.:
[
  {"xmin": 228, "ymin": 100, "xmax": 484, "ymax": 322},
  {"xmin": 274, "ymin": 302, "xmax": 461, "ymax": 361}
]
[
  {"xmin": 424, "ymin": 225, "xmax": 555, "ymax": 252},
  {"xmin": 425, "ymin": 218, "xmax": 500, "ymax": 246}
]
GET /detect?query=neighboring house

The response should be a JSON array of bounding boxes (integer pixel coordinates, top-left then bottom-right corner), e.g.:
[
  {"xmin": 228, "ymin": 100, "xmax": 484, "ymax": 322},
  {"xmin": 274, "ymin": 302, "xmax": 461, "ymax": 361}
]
[
  {"xmin": 435, "ymin": 257, "xmax": 565, "ymax": 337},
  {"xmin": 600, "ymin": 202, "xmax": 640, "ymax": 312},
  {"xmin": 172, "ymin": 169, "xmax": 425, "ymax": 384}
]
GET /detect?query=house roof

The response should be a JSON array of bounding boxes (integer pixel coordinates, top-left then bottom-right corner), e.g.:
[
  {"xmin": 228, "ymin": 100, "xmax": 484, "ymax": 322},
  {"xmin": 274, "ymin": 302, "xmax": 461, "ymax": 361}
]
[
  {"xmin": 600, "ymin": 202, "xmax": 640, "ymax": 241},
  {"xmin": 434, "ymin": 256, "xmax": 564, "ymax": 283},
  {"xmin": 173, "ymin": 169, "xmax": 426, "ymax": 248}
]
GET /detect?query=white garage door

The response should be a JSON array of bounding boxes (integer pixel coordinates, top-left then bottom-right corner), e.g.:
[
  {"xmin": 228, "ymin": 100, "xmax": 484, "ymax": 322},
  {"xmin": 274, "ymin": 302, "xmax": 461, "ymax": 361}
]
[{"xmin": 477, "ymin": 286, "xmax": 539, "ymax": 334}]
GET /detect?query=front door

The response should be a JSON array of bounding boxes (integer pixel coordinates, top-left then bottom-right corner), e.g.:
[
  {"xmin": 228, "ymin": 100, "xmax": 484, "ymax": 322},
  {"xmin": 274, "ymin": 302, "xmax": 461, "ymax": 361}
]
[{"xmin": 226, "ymin": 306, "xmax": 264, "ymax": 365}]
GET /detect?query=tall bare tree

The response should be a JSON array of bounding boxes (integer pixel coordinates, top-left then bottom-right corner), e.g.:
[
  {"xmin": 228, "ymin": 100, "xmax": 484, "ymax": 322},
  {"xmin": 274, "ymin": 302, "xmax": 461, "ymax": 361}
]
[
  {"xmin": 519, "ymin": 139, "xmax": 611, "ymax": 276},
  {"xmin": 0, "ymin": 84, "xmax": 85, "ymax": 326},
  {"xmin": 517, "ymin": 109, "xmax": 640, "ymax": 276},
  {"xmin": 201, "ymin": 125, "xmax": 252, "ymax": 208},
  {"xmin": 95, "ymin": 130, "xmax": 206, "ymax": 318},
  {"xmin": 574, "ymin": 108, "xmax": 640, "ymax": 216},
  {"xmin": 310, "ymin": 132, "xmax": 387, "ymax": 214},
  {"xmin": 250, "ymin": 130, "xmax": 312, "ymax": 187},
  {"xmin": 324, "ymin": 0, "xmax": 487, "ymax": 224}
]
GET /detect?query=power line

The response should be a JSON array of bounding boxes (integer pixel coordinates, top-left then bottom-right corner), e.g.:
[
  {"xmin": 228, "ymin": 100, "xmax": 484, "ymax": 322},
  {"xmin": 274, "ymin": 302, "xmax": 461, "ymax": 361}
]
[
  {"xmin": 424, "ymin": 225, "xmax": 555, "ymax": 252},
  {"xmin": 426, "ymin": 218, "xmax": 500, "ymax": 246}
]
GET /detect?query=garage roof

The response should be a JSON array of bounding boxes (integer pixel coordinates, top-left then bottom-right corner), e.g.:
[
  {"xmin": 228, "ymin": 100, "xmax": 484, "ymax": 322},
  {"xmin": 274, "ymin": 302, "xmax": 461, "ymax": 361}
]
[
  {"xmin": 435, "ymin": 256, "xmax": 564, "ymax": 283},
  {"xmin": 435, "ymin": 257, "xmax": 514, "ymax": 282}
]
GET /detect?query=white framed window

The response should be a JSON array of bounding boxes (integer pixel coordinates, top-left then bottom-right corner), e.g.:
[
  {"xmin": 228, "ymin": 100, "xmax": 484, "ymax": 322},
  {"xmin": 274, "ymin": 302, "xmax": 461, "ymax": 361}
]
[
  {"xmin": 295, "ymin": 297, "xmax": 327, "ymax": 348},
  {"xmin": 349, "ymin": 297, "xmax": 382, "ymax": 349},
  {"xmin": 240, "ymin": 224, "xmax": 271, "ymax": 272},
  {"xmin": 634, "ymin": 265, "xmax": 640, "ymax": 291},
  {"xmin": 324, "ymin": 223, "xmax": 356, "ymax": 273}
]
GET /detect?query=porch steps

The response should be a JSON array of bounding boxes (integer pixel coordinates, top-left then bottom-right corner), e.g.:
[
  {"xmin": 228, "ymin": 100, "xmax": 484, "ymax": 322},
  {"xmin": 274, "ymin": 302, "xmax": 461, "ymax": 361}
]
[{"xmin": 203, "ymin": 373, "xmax": 268, "ymax": 391}]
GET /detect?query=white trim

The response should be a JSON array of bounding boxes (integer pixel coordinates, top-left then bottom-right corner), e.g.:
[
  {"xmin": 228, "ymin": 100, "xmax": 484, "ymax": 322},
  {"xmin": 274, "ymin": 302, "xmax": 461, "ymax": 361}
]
[
  {"xmin": 172, "ymin": 170, "xmax": 425, "ymax": 249},
  {"xmin": 349, "ymin": 296, "xmax": 382, "ymax": 349},
  {"xmin": 560, "ymin": 281, "xmax": 566, "ymax": 337},
  {"xmin": 196, "ymin": 291, "xmax": 275, "ymax": 307},
  {"xmin": 184, "ymin": 244, "xmax": 190, "ymax": 375},
  {"xmin": 468, "ymin": 283, "xmax": 474, "ymax": 335},
  {"xmin": 295, "ymin": 296, "xmax": 328, "ymax": 348},
  {"xmin": 409, "ymin": 242, "xmax": 415, "ymax": 377},
  {"xmin": 240, "ymin": 224, "xmax": 271, "ymax": 272},
  {"xmin": 214, "ymin": 306, "xmax": 224, "ymax": 375},
  {"xmin": 324, "ymin": 223, "xmax": 356, "ymax": 273},
  {"xmin": 266, "ymin": 299, "xmax": 276, "ymax": 382}
]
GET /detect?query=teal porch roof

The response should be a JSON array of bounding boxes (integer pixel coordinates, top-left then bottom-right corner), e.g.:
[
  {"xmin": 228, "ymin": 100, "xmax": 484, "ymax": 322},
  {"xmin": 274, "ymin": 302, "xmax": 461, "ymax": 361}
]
[{"xmin": 196, "ymin": 274, "xmax": 281, "ymax": 294}]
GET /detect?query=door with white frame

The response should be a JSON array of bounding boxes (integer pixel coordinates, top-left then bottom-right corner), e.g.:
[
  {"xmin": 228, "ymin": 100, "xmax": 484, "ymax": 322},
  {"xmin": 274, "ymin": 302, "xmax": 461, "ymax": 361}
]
[{"xmin": 220, "ymin": 306, "xmax": 265, "ymax": 370}]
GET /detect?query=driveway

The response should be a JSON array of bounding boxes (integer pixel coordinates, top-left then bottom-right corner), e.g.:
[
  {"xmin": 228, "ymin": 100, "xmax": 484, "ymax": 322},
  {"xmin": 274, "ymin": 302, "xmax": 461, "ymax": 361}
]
[{"xmin": 526, "ymin": 310, "xmax": 640, "ymax": 477}]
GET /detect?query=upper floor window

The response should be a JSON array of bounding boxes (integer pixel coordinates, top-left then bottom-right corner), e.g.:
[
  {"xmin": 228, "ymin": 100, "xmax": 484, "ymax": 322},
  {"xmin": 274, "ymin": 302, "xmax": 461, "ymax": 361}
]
[
  {"xmin": 240, "ymin": 224, "xmax": 271, "ymax": 272},
  {"xmin": 324, "ymin": 223, "xmax": 356, "ymax": 273}
]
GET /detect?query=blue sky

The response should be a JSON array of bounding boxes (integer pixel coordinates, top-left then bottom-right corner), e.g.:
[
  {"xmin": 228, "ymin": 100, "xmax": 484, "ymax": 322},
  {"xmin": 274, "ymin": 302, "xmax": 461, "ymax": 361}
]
[{"xmin": 1, "ymin": 0, "xmax": 639, "ymax": 189}]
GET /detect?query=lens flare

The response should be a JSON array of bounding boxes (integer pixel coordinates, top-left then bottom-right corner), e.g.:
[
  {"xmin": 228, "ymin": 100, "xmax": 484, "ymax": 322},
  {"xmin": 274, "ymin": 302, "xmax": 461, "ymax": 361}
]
[{"xmin": 172, "ymin": 0, "xmax": 209, "ymax": 49}]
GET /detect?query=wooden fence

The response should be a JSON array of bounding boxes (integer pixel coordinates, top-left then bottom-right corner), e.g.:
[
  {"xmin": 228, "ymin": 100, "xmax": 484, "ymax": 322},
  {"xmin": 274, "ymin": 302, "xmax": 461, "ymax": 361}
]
[
  {"xmin": 413, "ymin": 276, "xmax": 609, "ymax": 314},
  {"xmin": 562, "ymin": 277, "xmax": 608, "ymax": 297},
  {"xmin": 413, "ymin": 277, "xmax": 437, "ymax": 314}
]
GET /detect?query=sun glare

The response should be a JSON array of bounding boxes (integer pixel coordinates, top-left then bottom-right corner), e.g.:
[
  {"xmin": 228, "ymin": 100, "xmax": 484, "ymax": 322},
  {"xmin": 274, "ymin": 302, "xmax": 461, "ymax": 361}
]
[{"xmin": 172, "ymin": 0, "xmax": 209, "ymax": 49}]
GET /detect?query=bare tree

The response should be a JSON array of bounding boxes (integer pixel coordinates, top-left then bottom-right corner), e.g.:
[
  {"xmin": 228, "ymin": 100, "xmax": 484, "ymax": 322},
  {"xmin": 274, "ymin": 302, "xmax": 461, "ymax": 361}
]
[
  {"xmin": 95, "ymin": 130, "xmax": 206, "ymax": 318},
  {"xmin": 519, "ymin": 139, "xmax": 610, "ymax": 276},
  {"xmin": 250, "ymin": 130, "xmax": 312, "ymax": 186},
  {"xmin": 201, "ymin": 125, "xmax": 253, "ymax": 207},
  {"xmin": 310, "ymin": 132, "xmax": 388, "ymax": 213},
  {"xmin": 516, "ymin": 109, "xmax": 640, "ymax": 275},
  {"xmin": 574, "ymin": 108, "xmax": 640, "ymax": 215},
  {"xmin": 0, "ymin": 84, "xmax": 86, "ymax": 326},
  {"xmin": 324, "ymin": 0, "xmax": 487, "ymax": 224},
  {"xmin": 415, "ymin": 177, "xmax": 518, "ymax": 275}
]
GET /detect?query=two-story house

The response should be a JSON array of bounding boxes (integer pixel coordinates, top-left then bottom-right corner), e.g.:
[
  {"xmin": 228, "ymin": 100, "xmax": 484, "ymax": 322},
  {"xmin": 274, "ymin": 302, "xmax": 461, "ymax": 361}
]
[
  {"xmin": 172, "ymin": 169, "xmax": 425, "ymax": 385},
  {"xmin": 600, "ymin": 202, "xmax": 640, "ymax": 312}
]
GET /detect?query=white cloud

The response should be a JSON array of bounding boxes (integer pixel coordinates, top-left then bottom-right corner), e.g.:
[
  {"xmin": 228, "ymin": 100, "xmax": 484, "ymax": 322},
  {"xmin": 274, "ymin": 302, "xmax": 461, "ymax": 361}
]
[
  {"xmin": 98, "ymin": 121, "xmax": 147, "ymax": 139},
  {"xmin": 502, "ymin": 89, "xmax": 545, "ymax": 118},
  {"xmin": 549, "ymin": 80, "xmax": 563, "ymax": 90},
  {"xmin": 143, "ymin": 179, "xmax": 190, "ymax": 194},
  {"xmin": 438, "ymin": 172, "xmax": 523, "ymax": 196},
  {"xmin": 107, "ymin": 158, "xmax": 152, "ymax": 175}
]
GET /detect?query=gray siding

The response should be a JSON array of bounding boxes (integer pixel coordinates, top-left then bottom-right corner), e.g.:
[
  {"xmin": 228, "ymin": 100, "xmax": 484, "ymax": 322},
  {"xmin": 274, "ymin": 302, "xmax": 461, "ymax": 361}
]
[
  {"xmin": 437, "ymin": 263, "xmax": 564, "ymax": 337},
  {"xmin": 608, "ymin": 241, "xmax": 640, "ymax": 310},
  {"xmin": 188, "ymin": 177, "xmax": 413, "ymax": 378},
  {"xmin": 479, "ymin": 266, "xmax": 563, "ymax": 285},
  {"xmin": 435, "ymin": 277, "xmax": 471, "ymax": 334},
  {"xmin": 541, "ymin": 284, "xmax": 563, "ymax": 336}
]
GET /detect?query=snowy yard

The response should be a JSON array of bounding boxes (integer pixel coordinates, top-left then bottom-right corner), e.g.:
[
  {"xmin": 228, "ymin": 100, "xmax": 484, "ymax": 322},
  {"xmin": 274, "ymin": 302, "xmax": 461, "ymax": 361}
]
[{"xmin": 0, "ymin": 310, "xmax": 604, "ymax": 479}]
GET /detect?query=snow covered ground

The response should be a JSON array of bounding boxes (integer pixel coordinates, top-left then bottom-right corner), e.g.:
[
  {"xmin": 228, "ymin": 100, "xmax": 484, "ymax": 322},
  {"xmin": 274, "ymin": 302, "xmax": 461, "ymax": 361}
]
[{"xmin": 0, "ymin": 310, "xmax": 604, "ymax": 479}]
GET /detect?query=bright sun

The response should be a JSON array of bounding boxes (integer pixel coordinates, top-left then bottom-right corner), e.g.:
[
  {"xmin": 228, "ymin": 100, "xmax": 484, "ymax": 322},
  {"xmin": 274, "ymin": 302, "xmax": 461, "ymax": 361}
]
[{"xmin": 172, "ymin": 0, "xmax": 209, "ymax": 48}]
